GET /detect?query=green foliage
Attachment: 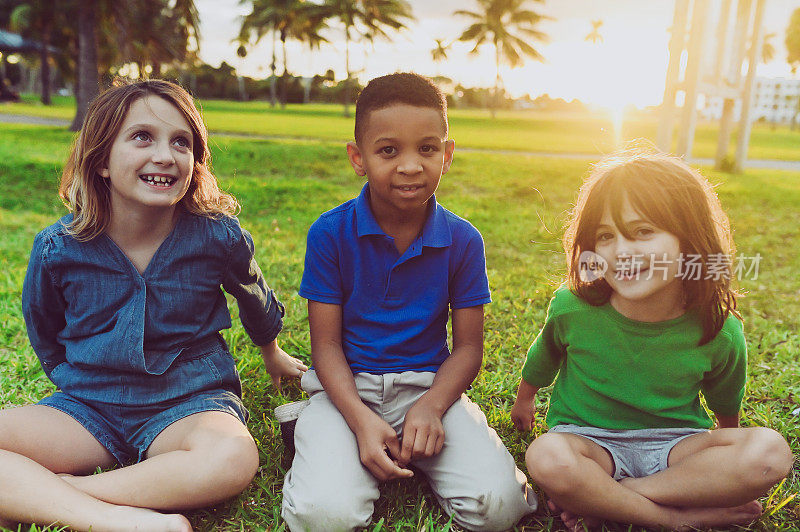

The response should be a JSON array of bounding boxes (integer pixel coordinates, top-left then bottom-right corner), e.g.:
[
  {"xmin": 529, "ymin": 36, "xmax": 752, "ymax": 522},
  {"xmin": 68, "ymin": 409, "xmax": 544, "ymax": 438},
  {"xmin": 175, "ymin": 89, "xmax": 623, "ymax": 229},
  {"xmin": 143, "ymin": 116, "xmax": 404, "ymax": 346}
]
[{"xmin": 0, "ymin": 121, "xmax": 797, "ymax": 531}]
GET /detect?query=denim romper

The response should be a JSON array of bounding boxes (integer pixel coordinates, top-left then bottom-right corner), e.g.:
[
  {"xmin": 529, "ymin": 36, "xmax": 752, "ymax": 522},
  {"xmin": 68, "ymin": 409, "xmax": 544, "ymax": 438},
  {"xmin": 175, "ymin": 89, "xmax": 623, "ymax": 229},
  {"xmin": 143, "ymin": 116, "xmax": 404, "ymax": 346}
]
[{"xmin": 21, "ymin": 211, "xmax": 284, "ymax": 464}]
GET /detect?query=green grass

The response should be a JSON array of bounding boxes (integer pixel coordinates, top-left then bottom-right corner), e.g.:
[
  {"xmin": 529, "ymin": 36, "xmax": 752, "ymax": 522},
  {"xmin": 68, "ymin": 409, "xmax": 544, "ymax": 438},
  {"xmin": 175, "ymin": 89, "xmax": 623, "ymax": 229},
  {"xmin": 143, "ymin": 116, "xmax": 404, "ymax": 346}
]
[
  {"xmin": 0, "ymin": 122, "xmax": 797, "ymax": 531},
  {"xmin": 4, "ymin": 95, "xmax": 800, "ymax": 161}
]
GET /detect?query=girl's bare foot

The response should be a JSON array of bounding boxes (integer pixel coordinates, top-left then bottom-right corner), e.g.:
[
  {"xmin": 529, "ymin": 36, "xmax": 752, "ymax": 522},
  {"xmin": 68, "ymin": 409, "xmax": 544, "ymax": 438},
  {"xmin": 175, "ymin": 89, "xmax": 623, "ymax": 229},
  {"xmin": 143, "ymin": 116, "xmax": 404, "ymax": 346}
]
[
  {"xmin": 671, "ymin": 500, "xmax": 762, "ymax": 531},
  {"xmin": 104, "ymin": 505, "xmax": 192, "ymax": 532},
  {"xmin": 547, "ymin": 499, "xmax": 601, "ymax": 531}
]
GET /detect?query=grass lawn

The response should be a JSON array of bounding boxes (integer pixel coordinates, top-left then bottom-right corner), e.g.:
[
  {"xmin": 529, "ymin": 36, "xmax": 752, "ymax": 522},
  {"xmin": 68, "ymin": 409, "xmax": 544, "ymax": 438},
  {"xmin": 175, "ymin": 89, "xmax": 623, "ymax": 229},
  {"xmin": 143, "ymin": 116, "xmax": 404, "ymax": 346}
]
[
  {"xmin": 4, "ymin": 94, "xmax": 800, "ymax": 161},
  {"xmin": 0, "ymin": 121, "xmax": 797, "ymax": 531}
]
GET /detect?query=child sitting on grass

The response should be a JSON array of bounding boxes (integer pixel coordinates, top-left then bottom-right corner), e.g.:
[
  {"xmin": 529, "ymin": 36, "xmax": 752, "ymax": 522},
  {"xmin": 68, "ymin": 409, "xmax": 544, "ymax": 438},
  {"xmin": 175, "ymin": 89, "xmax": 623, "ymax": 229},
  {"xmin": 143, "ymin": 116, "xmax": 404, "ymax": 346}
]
[
  {"xmin": 511, "ymin": 150, "xmax": 793, "ymax": 531},
  {"xmin": 0, "ymin": 79, "xmax": 306, "ymax": 531},
  {"xmin": 281, "ymin": 72, "xmax": 537, "ymax": 531}
]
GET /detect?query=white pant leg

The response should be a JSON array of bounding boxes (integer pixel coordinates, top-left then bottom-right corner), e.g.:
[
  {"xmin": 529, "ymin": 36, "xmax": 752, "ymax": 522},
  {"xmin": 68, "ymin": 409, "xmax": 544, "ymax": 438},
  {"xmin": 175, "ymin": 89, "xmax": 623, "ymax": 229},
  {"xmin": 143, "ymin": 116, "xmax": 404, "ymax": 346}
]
[
  {"xmin": 281, "ymin": 370, "xmax": 381, "ymax": 532},
  {"xmin": 409, "ymin": 394, "xmax": 537, "ymax": 531}
]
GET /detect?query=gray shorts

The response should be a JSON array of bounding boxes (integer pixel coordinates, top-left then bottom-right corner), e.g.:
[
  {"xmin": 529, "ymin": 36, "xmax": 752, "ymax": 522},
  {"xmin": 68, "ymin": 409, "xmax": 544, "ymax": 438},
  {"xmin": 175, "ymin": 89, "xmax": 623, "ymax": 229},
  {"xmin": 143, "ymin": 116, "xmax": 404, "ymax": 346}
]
[{"xmin": 549, "ymin": 424, "xmax": 708, "ymax": 480}]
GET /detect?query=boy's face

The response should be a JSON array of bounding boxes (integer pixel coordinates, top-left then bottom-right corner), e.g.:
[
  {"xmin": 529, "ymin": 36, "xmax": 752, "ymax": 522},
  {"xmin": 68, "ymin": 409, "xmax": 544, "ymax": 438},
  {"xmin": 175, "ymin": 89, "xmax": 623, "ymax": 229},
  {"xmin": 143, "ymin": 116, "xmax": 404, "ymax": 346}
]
[{"xmin": 347, "ymin": 103, "xmax": 454, "ymax": 219}]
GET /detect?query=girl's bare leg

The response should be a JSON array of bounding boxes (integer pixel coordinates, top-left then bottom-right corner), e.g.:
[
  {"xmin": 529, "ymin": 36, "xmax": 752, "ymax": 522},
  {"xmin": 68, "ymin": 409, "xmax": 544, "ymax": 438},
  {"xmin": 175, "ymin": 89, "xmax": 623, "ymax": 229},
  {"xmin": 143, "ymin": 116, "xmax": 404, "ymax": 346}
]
[
  {"xmin": 63, "ymin": 411, "xmax": 259, "ymax": 510},
  {"xmin": 0, "ymin": 405, "xmax": 191, "ymax": 532},
  {"xmin": 620, "ymin": 427, "xmax": 793, "ymax": 507},
  {"xmin": 526, "ymin": 432, "xmax": 765, "ymax": 531}
]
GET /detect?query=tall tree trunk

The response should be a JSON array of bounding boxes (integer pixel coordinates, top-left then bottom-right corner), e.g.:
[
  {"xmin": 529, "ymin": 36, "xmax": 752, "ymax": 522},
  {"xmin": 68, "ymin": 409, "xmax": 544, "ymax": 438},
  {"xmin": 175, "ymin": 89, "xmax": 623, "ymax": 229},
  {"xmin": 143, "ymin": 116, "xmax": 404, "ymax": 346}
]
[
  {"xmin": 71, "ymin": 0, "xmax": 99, "ymax": 132},
  {"xmin": 343, "ymin": 28, "xmax": 351, "ymax": 118},
  {"xmin": 492, "ymin": 41, "xmax": 500, "ymax": 119},
  {"xmin": 280, "ymin": 35, "xmax": 288, "ymax": 109},
  {"xmin": 269, "ymin": 28, "xmax": 277, "ymax": 107},
  {"xmin": 39, "ymin": 22, "xmax": 51, "ymax": 105}
]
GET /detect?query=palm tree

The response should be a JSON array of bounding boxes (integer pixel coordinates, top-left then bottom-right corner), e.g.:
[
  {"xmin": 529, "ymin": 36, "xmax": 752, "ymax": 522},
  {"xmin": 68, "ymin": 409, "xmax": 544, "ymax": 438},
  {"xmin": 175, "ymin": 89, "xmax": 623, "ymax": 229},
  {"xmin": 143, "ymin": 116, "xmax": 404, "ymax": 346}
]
[
  {"xmin": 71, "ymin": 0, "xmax": 98, "ymax": 131},
  {"xmin": 9, "ymin": 0, "xmax": 58, "ymax": 104},
  {"xmin": 759, "ymin": 32, "xmax": 775, "ymax": 64},
  {"xmin": 113, "ymin": 0, "xmax": 201, "ymax": 77},
  {"xmin": 431, "ymin": 38, "xmax": 450, "ymax": 61},
  {"xmin": 238, "ymin": 0, "xmax": 280, "ymax": 106},
  {"xmin": 456, "ymin": 0, "xmax": 549, "ymax": 117},
  {"xmin": 70, "ymin": 0, "xmax": 201, "ymax": 131},
  {"xmin": 585, "ymin": 19, "xmax": 603, "ymax": 44},
  {"xmin": 430, "ymin": 38, "xmax": 451, "ymax": 78},
  {"xmin": 239, "ymin": 0, "xmax": 327, "ymax": 108},
  {"xmin": 321, "ymin": 0, "xmax": 414, "ymax": 116}
]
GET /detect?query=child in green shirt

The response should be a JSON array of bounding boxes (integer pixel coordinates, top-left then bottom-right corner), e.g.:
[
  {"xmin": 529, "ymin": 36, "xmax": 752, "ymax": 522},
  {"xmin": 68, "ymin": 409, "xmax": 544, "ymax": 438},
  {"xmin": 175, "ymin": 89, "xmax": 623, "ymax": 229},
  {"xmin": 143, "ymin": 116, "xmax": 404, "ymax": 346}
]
[{"xmin": 511, "ymin": 150, "xmax": 793, "ymax": 531}]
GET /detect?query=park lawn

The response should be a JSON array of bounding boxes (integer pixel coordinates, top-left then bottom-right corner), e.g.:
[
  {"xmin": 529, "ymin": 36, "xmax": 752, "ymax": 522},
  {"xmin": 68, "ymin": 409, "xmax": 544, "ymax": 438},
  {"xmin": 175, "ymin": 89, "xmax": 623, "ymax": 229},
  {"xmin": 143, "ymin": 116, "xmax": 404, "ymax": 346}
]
[
  {"xmin": 0, "ymin": 122, "xmax": 798, "ymax": 531},
  {"xmin": 4, "ymin": 95, "xmax": 800, "ymax": 161}
]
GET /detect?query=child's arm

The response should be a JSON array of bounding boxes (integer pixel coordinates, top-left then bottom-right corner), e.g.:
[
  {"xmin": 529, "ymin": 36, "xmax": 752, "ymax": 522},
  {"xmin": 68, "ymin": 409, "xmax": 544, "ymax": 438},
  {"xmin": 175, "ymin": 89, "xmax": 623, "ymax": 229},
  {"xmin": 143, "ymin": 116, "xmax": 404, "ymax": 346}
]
[
  {"xmin": 21, "ymin": 233, "xmax": 67, "ymax": 378},
  {"xmin": 260, "ymin": 340, "xmax": 307, "ymax": 389},
  {"xmin": 511, "ymin": 379, "xmax": 539, "ymax": 431},
  {"xmin": 714, "ymin": 412, "xmax": 740, "ymax": 429},
  {"xmin": 308, "ymin": 300, "xmax": 413, "ymax": 481},
  {"xmin": 399, "ymin": 305, "xmax": 484, "ymax": 464}
]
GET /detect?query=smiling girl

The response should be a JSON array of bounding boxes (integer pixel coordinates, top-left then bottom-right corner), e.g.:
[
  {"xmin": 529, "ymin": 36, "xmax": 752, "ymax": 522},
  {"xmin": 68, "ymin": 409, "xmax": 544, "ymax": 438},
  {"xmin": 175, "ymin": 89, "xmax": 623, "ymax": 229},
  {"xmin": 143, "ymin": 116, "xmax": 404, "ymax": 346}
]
[
  {"xmin": 510, "ymin": 150, "xmax": 793, "ymax": 531},
  {"xmin": 1, "ymin": 79, "xmax": 306, "ymax": 531}
]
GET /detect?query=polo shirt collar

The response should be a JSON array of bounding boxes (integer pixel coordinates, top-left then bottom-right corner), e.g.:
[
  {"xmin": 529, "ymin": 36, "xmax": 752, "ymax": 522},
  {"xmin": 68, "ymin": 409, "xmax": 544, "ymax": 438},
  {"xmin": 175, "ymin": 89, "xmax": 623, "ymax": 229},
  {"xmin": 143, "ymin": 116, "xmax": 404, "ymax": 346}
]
[
  {"xmin": 355, "ymin": 183, "xmax": 384, "ymax": 237},
  {"xmin": 354, "ymin": 183, "xmax": 452, "ymax": 248},
  {"xmin": 420, "ymin": 197, "xmax": 452, "ymax": 248}
]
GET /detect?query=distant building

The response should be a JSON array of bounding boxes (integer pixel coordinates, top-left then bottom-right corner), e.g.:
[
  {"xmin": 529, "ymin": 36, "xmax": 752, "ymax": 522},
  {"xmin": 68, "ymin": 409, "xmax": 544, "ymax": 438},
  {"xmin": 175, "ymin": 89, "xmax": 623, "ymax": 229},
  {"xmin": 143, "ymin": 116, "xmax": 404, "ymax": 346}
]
[{"xmin": 700, "ymin": 77, "xmax": 800, "ymax": 123}]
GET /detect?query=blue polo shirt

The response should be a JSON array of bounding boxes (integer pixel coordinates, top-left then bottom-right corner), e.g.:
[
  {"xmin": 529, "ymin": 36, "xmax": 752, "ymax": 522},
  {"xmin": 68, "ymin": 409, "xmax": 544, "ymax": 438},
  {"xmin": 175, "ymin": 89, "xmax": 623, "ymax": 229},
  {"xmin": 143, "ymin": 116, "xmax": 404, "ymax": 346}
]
[{"xmin": 300, "ymin": 183, "xmax": 491, "ymax": 374}]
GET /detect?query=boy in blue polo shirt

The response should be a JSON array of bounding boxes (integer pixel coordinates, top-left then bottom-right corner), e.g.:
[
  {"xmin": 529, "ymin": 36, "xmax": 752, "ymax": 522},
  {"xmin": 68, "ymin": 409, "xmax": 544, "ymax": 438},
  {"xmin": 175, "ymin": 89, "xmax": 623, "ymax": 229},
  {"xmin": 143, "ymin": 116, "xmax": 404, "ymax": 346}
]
[{"xmin": 281, "ymin": 73, "xmax": 536, "ymax": 531}]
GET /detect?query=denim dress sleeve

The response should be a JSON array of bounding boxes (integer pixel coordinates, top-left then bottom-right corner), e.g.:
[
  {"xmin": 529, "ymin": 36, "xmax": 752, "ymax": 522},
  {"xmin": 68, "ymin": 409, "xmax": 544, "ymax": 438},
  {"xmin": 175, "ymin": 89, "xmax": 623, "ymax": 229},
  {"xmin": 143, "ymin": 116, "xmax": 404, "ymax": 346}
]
[
  {"xmin": 21, "ymin": 230, "xmax": 67, "ymax": 379},
  {"xmin": 221, "ymin": 218, "xmax": 284, "ymax": 346}
]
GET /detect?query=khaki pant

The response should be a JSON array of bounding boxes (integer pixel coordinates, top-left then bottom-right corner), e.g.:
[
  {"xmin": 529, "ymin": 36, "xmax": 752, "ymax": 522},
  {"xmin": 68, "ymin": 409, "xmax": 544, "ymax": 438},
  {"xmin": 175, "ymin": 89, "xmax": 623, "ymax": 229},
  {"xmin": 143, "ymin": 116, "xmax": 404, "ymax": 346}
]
[{"xmin": 281, "ymin": 370, "xmax": 536, "ymax": 532}]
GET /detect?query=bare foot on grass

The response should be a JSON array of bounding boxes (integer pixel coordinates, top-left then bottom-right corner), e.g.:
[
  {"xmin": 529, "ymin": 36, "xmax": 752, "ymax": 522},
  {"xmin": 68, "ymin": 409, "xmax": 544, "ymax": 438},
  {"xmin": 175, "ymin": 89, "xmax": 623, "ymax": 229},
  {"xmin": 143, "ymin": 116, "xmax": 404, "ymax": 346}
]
[
  {"xmin": 106, "ymin": 505, "xmax": 192, "ymax": 532},
  {"xmin": 671, "ymin": 500, "xmax": 762, "ymax": 531},
  {"xmin": 547, "ymin": 499, "xmax": 601, "ymax": 531}
]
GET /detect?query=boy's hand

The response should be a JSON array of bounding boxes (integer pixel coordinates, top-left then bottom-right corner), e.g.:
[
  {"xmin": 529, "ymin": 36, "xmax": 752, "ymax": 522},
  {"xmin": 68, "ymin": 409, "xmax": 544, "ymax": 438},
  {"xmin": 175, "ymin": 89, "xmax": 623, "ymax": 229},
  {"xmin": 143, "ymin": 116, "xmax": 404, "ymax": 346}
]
[
  {"xmin": 260, "ymin": 341, "xmax": 308, "ymax": 389},
  {"xmin": 399, "ymin": 401, "xmax": 445, "ymax": 463},
  {"xmin": 353, "ymin": 410, "xmax": 414, "ymax": 481},
  {"xmin": 511, "ymin": 379, "xmax": 539, "ymax": 432}
]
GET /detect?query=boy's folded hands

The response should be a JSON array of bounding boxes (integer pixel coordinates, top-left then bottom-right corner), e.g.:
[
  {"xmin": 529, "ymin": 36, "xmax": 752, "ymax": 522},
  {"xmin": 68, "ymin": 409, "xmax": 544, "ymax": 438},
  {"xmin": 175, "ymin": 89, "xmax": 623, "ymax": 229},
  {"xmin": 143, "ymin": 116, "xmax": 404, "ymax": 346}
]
[
  {"xmin": 399, "ymin": 401, "xmax": 446, "ymax": 463},
  {"xmin": 354, "ymin": 409, "xmax": 414, "ymax": 481}
]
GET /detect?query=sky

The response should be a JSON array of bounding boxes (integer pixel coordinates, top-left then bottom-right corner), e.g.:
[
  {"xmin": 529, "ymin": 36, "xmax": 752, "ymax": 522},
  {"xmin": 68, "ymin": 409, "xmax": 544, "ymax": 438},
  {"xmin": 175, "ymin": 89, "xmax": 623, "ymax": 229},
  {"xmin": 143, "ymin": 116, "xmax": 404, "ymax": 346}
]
[{"xmin": 195, "ymin": 0, "xmax": 799, "ymax": 109}]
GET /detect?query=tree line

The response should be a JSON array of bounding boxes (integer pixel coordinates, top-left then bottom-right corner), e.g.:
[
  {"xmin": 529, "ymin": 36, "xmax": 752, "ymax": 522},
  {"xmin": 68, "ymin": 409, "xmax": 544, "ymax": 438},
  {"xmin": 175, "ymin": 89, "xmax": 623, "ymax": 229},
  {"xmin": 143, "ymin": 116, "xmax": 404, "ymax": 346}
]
[
  {"xmin": 3, "ymin": 1, "xmax": 800, "ymax": 128},
  {"xmin": 1, "ymin": 0, "xmax": 553, "ymax": 125}
]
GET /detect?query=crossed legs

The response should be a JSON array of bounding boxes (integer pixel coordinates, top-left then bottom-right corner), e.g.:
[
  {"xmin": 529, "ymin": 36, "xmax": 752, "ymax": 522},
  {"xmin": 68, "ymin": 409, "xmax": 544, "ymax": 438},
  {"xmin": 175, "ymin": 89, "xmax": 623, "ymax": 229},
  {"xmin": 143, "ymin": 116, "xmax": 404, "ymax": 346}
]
[
  {"xmin": 526, "ymin": 427, "xmax": 793, "ymax": 531},
  {"xmin": 0, "ymin": 405, "xmax": 259, "ymax": 531}
]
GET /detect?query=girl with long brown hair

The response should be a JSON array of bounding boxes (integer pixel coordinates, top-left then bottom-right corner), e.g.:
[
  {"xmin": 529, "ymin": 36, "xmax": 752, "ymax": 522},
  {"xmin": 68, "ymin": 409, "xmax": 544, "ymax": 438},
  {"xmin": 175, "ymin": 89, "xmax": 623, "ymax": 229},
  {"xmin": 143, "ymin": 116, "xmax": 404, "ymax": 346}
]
[{"xmin": 0, "ymin": 79, "xmax": 306, "ymax": 531}]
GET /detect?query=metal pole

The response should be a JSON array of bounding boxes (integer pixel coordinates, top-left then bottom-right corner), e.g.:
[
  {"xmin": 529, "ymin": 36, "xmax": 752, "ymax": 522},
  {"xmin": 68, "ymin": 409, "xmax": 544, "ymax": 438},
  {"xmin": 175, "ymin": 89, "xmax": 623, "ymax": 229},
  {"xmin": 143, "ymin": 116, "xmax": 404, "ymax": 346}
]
[
  {"xmin": 676, "ymin": 0, "xmax": 711, "ymax": 158},
  {"xmin": 734, "ymin": 0, "xmax": 766, "ymax": 172},
  {"xmin": 657, "ymin": 0, "xmax": 690, "ymax": 151},
  {"xmin": 715, "ymin": 0, "xmax": 753, "ymax": 169}
]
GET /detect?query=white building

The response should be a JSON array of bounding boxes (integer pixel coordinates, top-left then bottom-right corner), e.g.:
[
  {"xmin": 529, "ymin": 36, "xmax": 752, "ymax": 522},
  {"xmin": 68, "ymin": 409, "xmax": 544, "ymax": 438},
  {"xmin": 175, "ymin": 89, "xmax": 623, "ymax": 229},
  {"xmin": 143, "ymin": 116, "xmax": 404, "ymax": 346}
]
[{"xmin": 700, "ymin": 77, "xmax": 800, "ymax": 123}]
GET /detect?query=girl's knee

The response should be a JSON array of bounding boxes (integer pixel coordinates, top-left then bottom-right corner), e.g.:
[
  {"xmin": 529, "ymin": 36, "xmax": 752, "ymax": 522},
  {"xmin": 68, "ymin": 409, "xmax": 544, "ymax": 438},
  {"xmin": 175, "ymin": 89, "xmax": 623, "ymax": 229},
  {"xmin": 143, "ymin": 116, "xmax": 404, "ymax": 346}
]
[
  {"xmin": 525, "ymin": 434, "xmax": 581, "ymax": 491},
  {"xmin": 739, "ymin": 427, "xmax": 794, "ymax": 483},
  {"xmin": 203, "ymin": 433, "xmax": 259, "ymax": 495}
]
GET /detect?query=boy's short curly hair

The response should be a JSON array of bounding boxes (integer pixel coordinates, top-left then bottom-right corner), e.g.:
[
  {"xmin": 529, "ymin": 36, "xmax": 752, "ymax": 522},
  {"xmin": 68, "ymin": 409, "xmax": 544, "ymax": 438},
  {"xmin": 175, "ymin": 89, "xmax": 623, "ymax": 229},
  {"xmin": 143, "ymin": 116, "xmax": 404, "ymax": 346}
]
[{"xmin": 354, "ymin": 72, "xmax": 448, "ymax": 143}]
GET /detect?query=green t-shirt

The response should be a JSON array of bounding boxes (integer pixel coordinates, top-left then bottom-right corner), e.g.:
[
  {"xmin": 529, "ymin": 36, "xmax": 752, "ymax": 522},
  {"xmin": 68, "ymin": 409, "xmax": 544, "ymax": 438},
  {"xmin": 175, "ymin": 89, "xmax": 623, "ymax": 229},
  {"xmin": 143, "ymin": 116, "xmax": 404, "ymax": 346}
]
[{"xmin": 521, "ymin": 287, "xmax": 746, "ymax": 430}]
